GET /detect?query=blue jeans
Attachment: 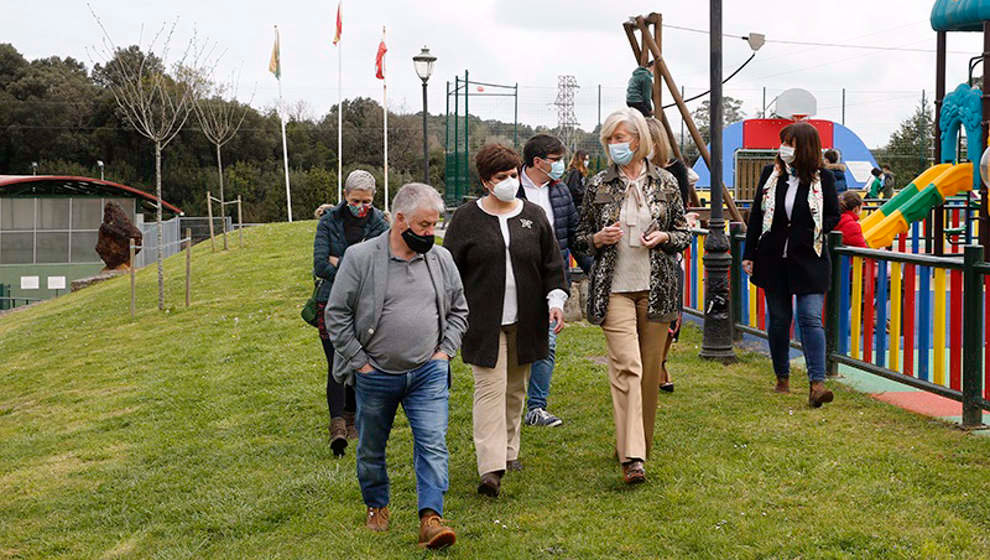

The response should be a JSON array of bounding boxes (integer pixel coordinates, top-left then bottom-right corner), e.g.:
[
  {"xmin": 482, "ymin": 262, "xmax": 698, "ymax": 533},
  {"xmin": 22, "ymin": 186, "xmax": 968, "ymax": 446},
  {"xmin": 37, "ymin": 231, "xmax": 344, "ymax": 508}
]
[
  {"xmin": 354, "ymin": 360, "xmax": 450, "ymax": 516},
  {"xmin": 527, "ymin": 323, "xmax": 557, "ymax": 411},
  {"xmin": 765, "ymin": 292, "xmax": 827, "ymax": 382}
]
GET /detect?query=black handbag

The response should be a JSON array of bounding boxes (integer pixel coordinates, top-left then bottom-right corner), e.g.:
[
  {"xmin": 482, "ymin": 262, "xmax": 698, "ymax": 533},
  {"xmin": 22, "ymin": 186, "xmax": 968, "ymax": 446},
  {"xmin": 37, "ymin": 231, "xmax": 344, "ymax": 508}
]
[{"xmin": 301, "ymin": 278, "xmax": 323, "ymax": 327}]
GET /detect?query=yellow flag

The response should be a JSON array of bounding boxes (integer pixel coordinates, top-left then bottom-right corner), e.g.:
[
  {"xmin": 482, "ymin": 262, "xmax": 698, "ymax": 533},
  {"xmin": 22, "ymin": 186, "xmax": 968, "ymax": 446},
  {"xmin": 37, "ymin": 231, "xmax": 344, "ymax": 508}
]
[{"xmin": 269, "ymin": 27, "xmax": 281, "ymax": 79}]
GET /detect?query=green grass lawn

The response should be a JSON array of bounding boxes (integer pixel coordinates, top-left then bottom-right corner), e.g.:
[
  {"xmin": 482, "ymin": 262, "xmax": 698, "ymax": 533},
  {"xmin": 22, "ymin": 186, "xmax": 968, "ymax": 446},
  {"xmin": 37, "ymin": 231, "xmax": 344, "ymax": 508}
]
[{"xmin": 1, "ymin": 221, "xmax": 988, "ymax": 559}]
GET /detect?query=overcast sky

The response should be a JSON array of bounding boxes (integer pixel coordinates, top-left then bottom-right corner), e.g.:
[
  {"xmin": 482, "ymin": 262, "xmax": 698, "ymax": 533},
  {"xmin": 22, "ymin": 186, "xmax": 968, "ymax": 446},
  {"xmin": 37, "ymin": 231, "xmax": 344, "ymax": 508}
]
[{"xmin": 7, "ymin": 0, "xmax": 988, "ymax": 149}]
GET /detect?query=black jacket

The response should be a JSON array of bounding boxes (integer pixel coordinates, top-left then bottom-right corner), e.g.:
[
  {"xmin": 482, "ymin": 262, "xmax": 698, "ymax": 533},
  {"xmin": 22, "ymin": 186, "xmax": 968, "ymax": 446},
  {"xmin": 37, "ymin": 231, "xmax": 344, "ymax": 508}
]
[
  {"xmin": 564, "ymin": 168, "xmax": 586, "ymax": 209},
  {"xmin": 664, "ymin": 159, "xmax": 691, "ymax": 207},
  {"xmin": 743, "ymin": 164, "xmax": 840, "ymax": 295},
  {"xmin": 444, "ymin": 199, "xmax": 566, "ymax": 368}
]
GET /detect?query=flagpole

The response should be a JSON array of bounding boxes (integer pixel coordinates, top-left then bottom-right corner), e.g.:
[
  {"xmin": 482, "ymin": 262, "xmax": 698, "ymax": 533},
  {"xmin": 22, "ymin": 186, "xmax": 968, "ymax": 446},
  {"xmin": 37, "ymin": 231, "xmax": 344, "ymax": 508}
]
[
  {"xmin": 275, "ymin": 26, "xmax": 293, "ymax": 222},
  {"xmin": 337, "ymin": 40, "xmax": 343, "ymax": 204},
  {"xmin": 382, "ymin": 26, "xmax": 389, "ymax": 215}
]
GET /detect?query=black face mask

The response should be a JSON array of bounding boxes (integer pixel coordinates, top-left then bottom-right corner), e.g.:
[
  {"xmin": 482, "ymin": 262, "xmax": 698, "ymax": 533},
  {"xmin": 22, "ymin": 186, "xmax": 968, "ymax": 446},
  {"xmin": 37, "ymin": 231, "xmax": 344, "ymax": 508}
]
[{"xmin": 401, "ymin": 227, "xmax": 434, "ymax": 254}]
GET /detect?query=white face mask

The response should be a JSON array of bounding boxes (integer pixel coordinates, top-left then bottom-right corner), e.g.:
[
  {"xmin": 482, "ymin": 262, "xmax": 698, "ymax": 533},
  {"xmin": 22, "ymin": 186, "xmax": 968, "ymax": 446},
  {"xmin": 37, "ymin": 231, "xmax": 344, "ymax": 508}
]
[
  {"xmin": 490, "ymin": 176, "xmax": 519, "ymax": 202},
  {"xmin": 778, "ymin": 145, "xmax": 796, "ymax": 164}
]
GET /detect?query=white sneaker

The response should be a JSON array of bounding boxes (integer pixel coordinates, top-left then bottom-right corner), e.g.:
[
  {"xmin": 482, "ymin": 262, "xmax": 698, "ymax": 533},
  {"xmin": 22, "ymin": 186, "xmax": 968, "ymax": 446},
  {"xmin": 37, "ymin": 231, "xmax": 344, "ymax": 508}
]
[{"xmin": 525, "ymin": 408, "xmax": 563, "ymax": 427}]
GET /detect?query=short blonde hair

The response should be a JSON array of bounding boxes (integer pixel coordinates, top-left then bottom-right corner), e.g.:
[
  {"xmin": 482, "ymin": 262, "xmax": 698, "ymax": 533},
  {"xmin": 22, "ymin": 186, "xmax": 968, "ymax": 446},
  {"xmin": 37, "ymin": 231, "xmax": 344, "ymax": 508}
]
[
  {"xmin": 645, "ymin": 117, "xmax": 672, "ymax": 167},
  {"xmin": 600, "ymin": 108, "xmax": 653, "ymax": 165}
]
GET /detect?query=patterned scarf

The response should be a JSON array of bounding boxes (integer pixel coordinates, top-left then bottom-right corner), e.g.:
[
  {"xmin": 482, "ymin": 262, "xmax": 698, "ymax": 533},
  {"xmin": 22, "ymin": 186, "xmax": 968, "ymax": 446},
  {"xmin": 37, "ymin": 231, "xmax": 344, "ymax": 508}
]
[{"xmin": 760, "ymin": 166, "xmax": 824, "ymax": 257}]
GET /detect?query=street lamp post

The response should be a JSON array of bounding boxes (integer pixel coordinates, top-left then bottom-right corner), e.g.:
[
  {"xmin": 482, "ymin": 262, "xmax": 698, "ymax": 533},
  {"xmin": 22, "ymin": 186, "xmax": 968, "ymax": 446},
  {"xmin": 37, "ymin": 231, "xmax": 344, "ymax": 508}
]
[
  {"xmin": 700, "ymin": 0, "xmax": 736, "ymax": 361},
  {"xmin": 413, "ymin": 46, "xmax": 437, "ymax": 185},
  {"xmin": 97, "ymin": 160, "xmax": 105, "ymax": 181}
]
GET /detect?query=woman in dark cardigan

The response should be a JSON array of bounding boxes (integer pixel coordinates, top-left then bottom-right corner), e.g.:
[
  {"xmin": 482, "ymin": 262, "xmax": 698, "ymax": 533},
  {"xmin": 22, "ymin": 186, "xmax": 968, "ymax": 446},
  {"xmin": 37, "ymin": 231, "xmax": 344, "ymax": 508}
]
[
  {"xmin": 444, "ymin": 144, "xmax": 567, "ymax": 498},
  {"xmin": 313, "ymin": 170, "xmax": 389, "ymax": 456},
  {"xmin": 742, "ymin": 122, "xmax": 840, "ymax": 407}
]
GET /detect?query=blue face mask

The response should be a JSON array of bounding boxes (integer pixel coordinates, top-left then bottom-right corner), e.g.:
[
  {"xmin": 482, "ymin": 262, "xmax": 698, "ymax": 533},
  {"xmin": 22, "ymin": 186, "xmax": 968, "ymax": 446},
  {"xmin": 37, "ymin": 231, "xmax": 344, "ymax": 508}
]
[
  {"xmin": 609, "ymin": 142, "xmax": 634, "ymax": 165},
  {"xmin": 549, "ymin": 159, "xmax": 566, "ymax": 180}
]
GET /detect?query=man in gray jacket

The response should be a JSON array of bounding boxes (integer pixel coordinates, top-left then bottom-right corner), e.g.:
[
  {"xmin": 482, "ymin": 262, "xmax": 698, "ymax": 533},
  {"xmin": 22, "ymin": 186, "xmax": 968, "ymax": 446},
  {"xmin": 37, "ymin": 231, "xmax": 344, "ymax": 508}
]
[{"xmin": 325, "ymin": 183, "xmax": 468, "ymax": 550}]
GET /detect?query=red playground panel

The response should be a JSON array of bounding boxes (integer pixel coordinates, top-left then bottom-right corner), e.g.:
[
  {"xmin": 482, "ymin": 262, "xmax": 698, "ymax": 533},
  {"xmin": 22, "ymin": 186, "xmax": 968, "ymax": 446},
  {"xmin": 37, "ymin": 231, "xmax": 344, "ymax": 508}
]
[{"xmin": 742, "ymin": 119, "xmax": 835, "ymax": 150}]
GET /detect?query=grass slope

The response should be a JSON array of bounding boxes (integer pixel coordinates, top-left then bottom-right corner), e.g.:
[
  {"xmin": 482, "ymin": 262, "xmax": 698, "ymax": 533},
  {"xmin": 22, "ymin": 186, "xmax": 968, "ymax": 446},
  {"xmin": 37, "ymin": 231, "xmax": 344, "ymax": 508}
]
[{"xmin": 1, "ymin": 221, "xmax": 988, "ymax": 559}]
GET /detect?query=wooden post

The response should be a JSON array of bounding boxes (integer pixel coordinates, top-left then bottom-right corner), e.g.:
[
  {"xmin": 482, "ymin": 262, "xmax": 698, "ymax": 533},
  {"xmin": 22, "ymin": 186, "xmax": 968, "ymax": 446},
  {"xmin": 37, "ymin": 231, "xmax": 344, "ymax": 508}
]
[
  {"xmin": 237, "ymin": 196, "xmax": 243, "ymax": 248},
  {"xmin": 206, "ymin": 191, "xmax": 215, "ymax": 252},
  {"xmin": 185, "ymin": 228, "xmax": 191, "ymax": 307},
  {"xmin": 631, "ymin": 16, "xmax": 745, "ymax": 227},
  {"xmin": 129, "ymin": 238, "xmax": 136, "ymax": 318}
]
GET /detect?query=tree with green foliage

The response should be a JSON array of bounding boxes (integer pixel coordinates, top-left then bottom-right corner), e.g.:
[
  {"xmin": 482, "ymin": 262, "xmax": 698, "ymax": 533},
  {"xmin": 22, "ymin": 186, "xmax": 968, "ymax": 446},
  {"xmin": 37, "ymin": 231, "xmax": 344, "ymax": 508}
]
[
  {"xmin": 682, "ymin": 96, "xmax": 745, "ymax": 164},
  {"xmin": 874, "ymin": 99, "xmax": 934, "ymax": 187}
]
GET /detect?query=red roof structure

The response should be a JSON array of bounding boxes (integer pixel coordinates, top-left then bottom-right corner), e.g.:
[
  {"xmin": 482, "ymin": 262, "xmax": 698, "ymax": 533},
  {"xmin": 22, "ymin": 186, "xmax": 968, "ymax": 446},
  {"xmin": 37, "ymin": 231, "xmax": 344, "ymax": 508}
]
[{"xmin": 0, "ymin": 175, "xmax": 184, "ymax": 215}]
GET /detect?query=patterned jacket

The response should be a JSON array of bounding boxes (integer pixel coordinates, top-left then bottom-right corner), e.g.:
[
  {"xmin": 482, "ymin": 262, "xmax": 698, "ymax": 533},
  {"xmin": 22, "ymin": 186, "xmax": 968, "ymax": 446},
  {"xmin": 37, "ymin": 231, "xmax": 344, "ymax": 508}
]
[{"xmin": 573, "ymin": 162, "xmax": 691, "ymax": 325}]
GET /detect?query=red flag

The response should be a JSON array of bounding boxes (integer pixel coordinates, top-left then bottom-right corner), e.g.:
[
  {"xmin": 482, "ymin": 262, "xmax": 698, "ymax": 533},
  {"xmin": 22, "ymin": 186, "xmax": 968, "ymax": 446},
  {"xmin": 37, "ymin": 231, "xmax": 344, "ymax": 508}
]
[
  {"xmin": 375, "ymin": 30, "xmax": 387, "ymax": 79},
  {"xmin": 332, "ymin": 2, "xmax": 342, "ymax": 46}
]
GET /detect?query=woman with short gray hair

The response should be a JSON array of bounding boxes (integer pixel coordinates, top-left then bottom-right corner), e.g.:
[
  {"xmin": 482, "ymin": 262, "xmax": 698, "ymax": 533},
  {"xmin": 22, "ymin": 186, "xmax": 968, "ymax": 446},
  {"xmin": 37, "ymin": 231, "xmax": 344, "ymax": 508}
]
[
  {"xmin": 574, "ymin": 108, "xmax": 691, "ymax": 485},
  {"xmin": 313, "ymin": 169, "xmax": 389, "ymax": 456}
]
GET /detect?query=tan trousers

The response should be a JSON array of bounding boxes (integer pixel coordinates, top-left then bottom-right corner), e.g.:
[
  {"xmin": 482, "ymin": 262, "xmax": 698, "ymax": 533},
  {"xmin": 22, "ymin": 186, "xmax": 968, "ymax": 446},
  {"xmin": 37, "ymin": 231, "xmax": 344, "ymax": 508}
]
[
  {"xmin": 601, "ymin": 291, "xmax": 669, "ymax": 463},
  {"xmin": 471, "ymin": 325, "xmax": 530, "ymax": 476}
]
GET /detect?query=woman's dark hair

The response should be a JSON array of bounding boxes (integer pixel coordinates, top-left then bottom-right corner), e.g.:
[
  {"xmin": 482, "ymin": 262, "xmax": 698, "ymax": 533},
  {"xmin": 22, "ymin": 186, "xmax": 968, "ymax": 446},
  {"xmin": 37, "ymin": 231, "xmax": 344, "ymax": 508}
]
[
  {"xmin": 777, "ymin": 122, "xmax": 822, "ymax": 185},
  {"xmin": 839, "ymin": 190, "xmax": 863, "ymax": 213},
  {"xmin": 823, "ymin": 149, "xmax": 839, "ymax": 164},
  {"xmin": 568, "ymin": 150, "xmax": 589, "ymax": 175},
  {"xmin": 871, "ymin": 167, "xmax": 882, "ymax": 177},
  {"xmin": 476, "ymin": 143, "xmax": 523, "ymax": 183}
]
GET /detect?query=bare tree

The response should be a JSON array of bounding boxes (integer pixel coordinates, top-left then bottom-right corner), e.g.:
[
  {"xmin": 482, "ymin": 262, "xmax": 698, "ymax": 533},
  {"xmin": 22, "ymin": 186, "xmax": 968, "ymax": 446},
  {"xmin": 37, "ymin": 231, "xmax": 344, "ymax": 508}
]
[
  {"xmin": 89, "ymin": 8, "xmax": 209, "ymax": 310},
  {"xmin": 192, "ymin": 69, "xmax": 253, "ymax": 250}
]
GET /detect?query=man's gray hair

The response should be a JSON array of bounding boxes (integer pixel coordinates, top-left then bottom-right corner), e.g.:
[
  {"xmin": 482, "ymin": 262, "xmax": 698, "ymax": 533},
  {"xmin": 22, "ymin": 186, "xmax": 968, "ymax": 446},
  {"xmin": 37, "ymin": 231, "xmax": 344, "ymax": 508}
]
[
  {"xmin": 344, "ymin": 169, "xmax": 377, "ymax": 194},
  {"xmin": 391, "ymin": 183, "xmax": 445, "ymax": 217}
]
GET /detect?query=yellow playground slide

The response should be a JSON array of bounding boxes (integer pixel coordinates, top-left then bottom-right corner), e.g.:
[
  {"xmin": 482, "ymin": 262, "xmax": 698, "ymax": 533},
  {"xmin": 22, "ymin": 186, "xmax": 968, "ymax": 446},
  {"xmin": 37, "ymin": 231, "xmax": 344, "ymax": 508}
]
[{"xmin": 862, "ymin": 162, "xmax": 973, "ymax": 248}]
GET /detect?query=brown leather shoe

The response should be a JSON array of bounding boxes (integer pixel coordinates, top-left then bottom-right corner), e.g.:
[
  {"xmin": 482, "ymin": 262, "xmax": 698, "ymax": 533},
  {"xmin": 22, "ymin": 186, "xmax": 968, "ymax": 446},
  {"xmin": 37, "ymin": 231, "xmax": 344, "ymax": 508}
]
[
  {"xmin": 418, "ymin": 513, "xmax": 456, "ymax": 549},
  {"xmin": 329, "ymin": 417, "xmax": 347, "ymax": 457},
  {"xmin": 365, "ymin": 506, "xmax": 389, "ymax": 532},
  {"xmin": 809, "ymin": 382, "xmax": 834, "ymax": 408},
  {"xmin": 774, "ymin": 377, "xmax": 790, "ymax": 394},
  {"xmin": 343, "ymin": 411, "xmax": 358, "ymax": 440},
  {"xmin": 478, "ymin": 472, "xmax": 501, "ymax": 497},
  {"xmin": 622, "ymin": 460, "xmax": 646, "ymax": 485}
]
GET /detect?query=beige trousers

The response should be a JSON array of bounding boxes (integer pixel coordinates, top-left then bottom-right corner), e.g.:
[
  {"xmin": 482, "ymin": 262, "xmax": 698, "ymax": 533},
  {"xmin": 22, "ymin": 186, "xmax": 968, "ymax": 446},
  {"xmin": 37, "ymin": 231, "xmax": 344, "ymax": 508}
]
[
  {"xmin": 471, "ymin": 325, "xmax": 530, "ymax": 476},
  {"xmin": 601, "ymin": 291, "xmax": 669, "ymax": 463}
]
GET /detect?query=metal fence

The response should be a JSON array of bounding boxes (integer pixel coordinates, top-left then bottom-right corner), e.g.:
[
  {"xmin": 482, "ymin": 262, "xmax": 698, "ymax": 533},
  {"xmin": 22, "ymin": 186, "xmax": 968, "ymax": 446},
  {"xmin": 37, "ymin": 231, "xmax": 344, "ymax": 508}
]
[
  {"xmin": 682, "ymin": 225, "xmax": 989, "ymax": 428},
  {"xmin": 134, "ymin": 217, "xmax": 181, "ymax": 269}
]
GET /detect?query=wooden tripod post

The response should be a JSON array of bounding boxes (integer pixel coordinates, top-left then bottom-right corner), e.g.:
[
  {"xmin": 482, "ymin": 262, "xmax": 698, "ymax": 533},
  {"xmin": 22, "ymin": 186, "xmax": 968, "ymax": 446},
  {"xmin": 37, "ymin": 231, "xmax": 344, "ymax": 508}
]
[{"xmin": 624, "ymin": 14, "xmax": 745, "ymax": 228}]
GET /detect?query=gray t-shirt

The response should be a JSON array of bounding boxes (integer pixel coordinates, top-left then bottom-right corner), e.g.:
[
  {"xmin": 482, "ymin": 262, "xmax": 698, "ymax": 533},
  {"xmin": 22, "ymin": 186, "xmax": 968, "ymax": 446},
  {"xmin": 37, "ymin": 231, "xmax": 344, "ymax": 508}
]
[{"xmin": 365, "ymin": 249, "xmax": 440, "ymax": 374}]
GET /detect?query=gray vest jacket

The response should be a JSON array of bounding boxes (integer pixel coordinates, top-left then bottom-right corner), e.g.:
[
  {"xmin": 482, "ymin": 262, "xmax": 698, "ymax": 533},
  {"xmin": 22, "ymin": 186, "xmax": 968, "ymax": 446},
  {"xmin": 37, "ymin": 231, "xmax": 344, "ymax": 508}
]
[{"xmin": 324, "ymin": 231, "xmax": 469, "ymax": 385}]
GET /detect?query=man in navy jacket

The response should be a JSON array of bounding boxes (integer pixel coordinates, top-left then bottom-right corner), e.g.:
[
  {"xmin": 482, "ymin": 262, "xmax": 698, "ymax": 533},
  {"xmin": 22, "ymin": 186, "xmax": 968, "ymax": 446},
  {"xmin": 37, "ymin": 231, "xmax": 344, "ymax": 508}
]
[{"xmin": 515, "ymin": 134, "xmax": 580, "ymax": 428}]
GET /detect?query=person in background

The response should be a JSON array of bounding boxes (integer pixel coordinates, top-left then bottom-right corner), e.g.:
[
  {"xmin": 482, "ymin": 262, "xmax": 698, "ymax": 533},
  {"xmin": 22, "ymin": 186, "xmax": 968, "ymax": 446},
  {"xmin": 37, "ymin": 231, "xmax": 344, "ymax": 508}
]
[
  {"xmin": 314, "ymin": 203, "xmax": 335, "ymax": 219},
  {"xmin": 573, "ymin": 108, "xmax": 691, "ymax": 484},
  {"xmin": 312, "ymin": 170, "xmax": 389, "ymax": 457},
  {"xmin": 564, "ymin": 149, "xmax": 591, "ymax": 210},
  {"xmin": 835, "ymin": 191, "xmax": 868, "ymax": 248},
  {"xmin": 823, "ymin": 150, "xmax": 847, "ymax": 193},
  {"xmin": 625, "ymin": 62, "xmax": 654, "ymax": 118},
  {"xmin": 742, "ymin": 122, "xmax": 840, "ymax": 408},
  {"xmin": 444, "ymin": 143, "xmax": 567, "ymax": 497},
  {"xmin": 645, "ymin": 117, "xmax": 686, "ymax": 393},
  {"xmin": 564, "ymin": 150, "xmax": 596, "ymax": 276},
  {"xmin": 515, "ymin": 134, "xmax": 580, "ymax": 428},
  {"xmin": 881, "ymin": 164, "xmax": 896, "ymax": 198},
  {"xmin": 865, "ymin": 167, "xmax": 883, "ymax": 199},
  {"xmin": 325, "ymin": 183, "xmax": 468, "ymax": 549}
]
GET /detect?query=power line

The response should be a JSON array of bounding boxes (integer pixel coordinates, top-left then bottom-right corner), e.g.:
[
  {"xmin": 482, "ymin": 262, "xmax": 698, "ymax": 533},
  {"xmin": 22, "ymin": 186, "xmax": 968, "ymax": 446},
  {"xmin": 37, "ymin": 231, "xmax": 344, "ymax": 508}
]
[{"xmin": 661, "ymin": 22, "xmax": 972, "ymax": 54}]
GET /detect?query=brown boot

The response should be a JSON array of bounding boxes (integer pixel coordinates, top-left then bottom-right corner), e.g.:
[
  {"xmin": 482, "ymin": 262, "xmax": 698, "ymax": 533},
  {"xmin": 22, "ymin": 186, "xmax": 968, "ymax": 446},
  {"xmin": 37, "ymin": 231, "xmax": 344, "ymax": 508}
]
[
  {"xmin": 774, "ymin": 377, "xmax": 790, "ymax": 394},
  {"xmin": 809, "ymin": 382, "xmax": 834, "ymax": 408},
  {"xmin": 365, "ymin": 506, "xmax": 389, "ymax": 532},
  {"xmin": 329, "ymin": 417, "xmax": 347, "ymax": 457},
  {"xmin": 343, "ymin": 411, "xmax": 358, "ymax": 440},
  {"xmin": 622, "ymin": 460, "xmax": 646, "ymax": 485},
  {"xmin": 418, "ymin": 512, "xmax": 455, "ymax": 549},
  {"xmin": 477, "ymin": 471, "xmax": 502, "ymax": 497}
]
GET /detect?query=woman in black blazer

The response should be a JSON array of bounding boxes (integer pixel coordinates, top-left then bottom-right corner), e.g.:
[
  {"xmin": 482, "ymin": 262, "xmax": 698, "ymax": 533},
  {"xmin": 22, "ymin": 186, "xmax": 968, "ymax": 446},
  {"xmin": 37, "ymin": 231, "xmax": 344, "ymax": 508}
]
[{"xmin": 742, "ymin": 122, "xmax": 840, "ymax": 407}]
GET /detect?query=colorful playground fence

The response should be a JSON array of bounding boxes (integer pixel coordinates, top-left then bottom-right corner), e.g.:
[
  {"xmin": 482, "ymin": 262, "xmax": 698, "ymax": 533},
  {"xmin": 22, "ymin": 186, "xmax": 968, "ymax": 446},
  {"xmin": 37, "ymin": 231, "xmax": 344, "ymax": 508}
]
[{"xmin": 682, "ymin": 226, "xmax": 989, "ymax": 427}]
